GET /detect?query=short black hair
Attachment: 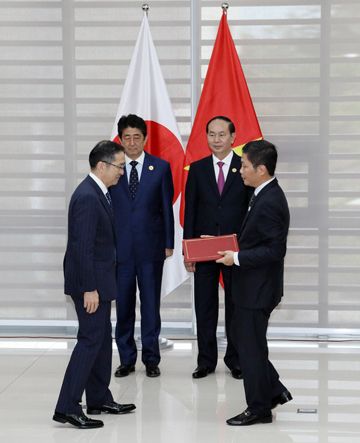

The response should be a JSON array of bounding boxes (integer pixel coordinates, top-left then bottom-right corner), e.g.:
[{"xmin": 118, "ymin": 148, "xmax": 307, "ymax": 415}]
[
  {"xmin": 206, "ymin": 115, "xmax": 235, "ymax": 135},
  {"xmin": 117, "ymin": 114, "xmax": 147, "ymax": 139},
  {"xmin": 242, "ymin": 140, "xmax": 278, "ymax": 176},
  {"xmin": 89, "ymin": 140, "xmax": 124, "ymax": 169}
]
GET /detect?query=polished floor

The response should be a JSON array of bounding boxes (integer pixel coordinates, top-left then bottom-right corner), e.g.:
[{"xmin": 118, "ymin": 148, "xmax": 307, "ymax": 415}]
[{"xmin": 0, "ymin": 338, "xmax": 360, "ymax": 443}]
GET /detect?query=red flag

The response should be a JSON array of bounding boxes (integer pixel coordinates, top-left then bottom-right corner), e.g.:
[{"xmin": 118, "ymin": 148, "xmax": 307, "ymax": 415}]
[{"xmin": 181, "ymin": 11, "xmax": 262, "ymax": 223}]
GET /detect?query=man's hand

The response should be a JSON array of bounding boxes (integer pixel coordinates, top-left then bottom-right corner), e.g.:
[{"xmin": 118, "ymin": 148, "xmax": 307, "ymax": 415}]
[
  {"xmin": 184, "ymin": 260, "xmax": 196, "ymax": 273},
  {"xmin": 216, "ymin": 250, "xmax": 235, "ymax": 266},
  {"xmin": 83, "ymin": 290, "xmax": 100, "ymax": 314},
  {"xmin": 165, "ymin": 248, "xmax": 174, "ymax": 258}
]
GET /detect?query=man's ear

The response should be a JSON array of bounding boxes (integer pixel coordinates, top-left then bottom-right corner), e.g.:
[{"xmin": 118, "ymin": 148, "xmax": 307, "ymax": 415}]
[
  {"xmin": 258, "ymin": 164, "xmax": 267, "ymax": 176},
  {"xmin": 97, "ymin": 160, "xmax": 106, "ymax": 174}
]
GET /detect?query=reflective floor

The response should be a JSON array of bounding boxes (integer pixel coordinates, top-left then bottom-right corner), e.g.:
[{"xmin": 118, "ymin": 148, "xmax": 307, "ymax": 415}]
[{"xmin": 0, "ymin": 338, "xmax": 360, "ymax": 443}]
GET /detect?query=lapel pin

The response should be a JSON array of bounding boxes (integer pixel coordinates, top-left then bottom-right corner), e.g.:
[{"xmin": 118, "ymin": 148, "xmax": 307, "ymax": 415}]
[
  {"xmin": 232, "ymin": 168, "xmax": 237, "ymax": 173},
  {"xmin": 149, "ymin": 165, "xmax": 154, "ymax": 171}
]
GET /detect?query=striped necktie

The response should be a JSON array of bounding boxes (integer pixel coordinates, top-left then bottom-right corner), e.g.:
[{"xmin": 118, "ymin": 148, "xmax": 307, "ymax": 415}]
[{"xmin": 105, "ymin": 191, "xmax": 112, "ymax": 209}]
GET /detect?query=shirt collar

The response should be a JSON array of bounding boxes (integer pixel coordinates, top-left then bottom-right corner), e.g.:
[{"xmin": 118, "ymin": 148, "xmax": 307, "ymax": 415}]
[
  {"xmin": 89, "ymin": 172, "xmax": 108, "ymax": 195},
  {"xmin": 212, "ymin": 150, "xmax": 233, "ymax": 166},
  {"xmin": 125, "ymin": 151, "xmax": 145, "ymax": 166},
  {"xmin": 254, "ymin": 176, "xmax": 276, "ymax": 196}
]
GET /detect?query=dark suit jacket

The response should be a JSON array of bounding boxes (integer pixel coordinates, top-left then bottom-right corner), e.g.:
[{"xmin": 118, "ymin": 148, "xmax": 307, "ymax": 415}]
[
  {"xmin": 63, "ymin": 175, "xmax": 117, "ymax": 301},
  {"xmin": 232, "ymin": 178, "xmax": 290, "ymax": 310},
  {"xmin": 183, "ymin": 153, "xmax": 250, "ymax": 239},
  {"xmin": 110, "ymin": 151, "xmax": 174, "ymax": 263}
]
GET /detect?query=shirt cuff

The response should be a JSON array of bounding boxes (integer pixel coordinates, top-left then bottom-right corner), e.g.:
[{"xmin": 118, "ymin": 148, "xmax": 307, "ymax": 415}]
[{"xmin": 233, "ymin": 252, "xmax": 240, "ymax": 266}]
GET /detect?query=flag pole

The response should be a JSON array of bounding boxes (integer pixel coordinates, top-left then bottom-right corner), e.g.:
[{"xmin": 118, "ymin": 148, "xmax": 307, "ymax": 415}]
[
  {"xmin": 142, "ymin": 3, "xmax": 149, "ymax": 16},
  {"xmin": 219, "ymin": 1, "xmax": 231, "ymax": 354},
  {"xmin": 129, "ymin": 3, "xmax": 173, "ymax": 352},
  {"xmin": 221, "ymin": 2, "xmax": 229, "ymax": 13}
]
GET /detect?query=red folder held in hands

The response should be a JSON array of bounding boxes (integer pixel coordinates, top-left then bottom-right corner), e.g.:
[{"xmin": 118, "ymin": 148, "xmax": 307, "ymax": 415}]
[{"xmin": 183, "ymin": 234, "xmax": 239, "ymax": 263}]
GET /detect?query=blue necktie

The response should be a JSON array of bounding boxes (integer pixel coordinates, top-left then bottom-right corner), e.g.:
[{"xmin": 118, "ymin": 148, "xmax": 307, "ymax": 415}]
[
  {"xmin": 129, "ymin": 161, "xmax": 139, "ymax": 200},
  {"xmin": 105, "ymin": 191, "xmax": 112, "ymax": 208}
]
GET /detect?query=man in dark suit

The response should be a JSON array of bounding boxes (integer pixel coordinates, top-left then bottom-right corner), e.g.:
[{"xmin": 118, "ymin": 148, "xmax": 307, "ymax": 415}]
[
  {"xmin": 183, "ymin": 116, "xmax": 250, "ymax": 379},
  {"xmin": 110, "ymin": 114, "xmax": 174, "ymax": 378},
  {"xmin": 53, "ymin": 141, "xmax": 136, "ymax": 429},
  {"xmin": 217, "ymin": 140, "xmax": 292, "ymax": 426}
]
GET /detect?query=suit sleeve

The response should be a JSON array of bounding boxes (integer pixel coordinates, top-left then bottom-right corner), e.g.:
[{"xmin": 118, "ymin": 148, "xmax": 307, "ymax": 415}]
[
  {"xmin": 237, "ymin": 199, "xmax": 288, "ymax": 269},
  {"xmin": 161, "ymin": 163, "xmax": 175, "ymax": 248},
  {"xmin": 183, "ymin": 164, "xmax": 197, "ymax": 239},
  {"xmin": 72, "ymin": 193, "xmax": 99, "ymax": 292}
]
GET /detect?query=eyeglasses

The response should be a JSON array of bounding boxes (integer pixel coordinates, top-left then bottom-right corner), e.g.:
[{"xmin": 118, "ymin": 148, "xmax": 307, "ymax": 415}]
[{"xmin": 102, "ymin": 161, "xmax": 125, "ymax": 170}]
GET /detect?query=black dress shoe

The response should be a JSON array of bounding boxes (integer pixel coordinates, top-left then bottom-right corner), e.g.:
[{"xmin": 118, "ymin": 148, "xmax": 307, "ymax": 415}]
[
  {"xmin": 87, "ymin": 400, "xmax": 136, "ymax": 415},
  {"xmin": 271, "ymin": 389, "xmax": 293, "ymax": 409},
  {"xmin": 53, "ymin": 411, "xmax": 103, "ymax": 429},
  {"xmin": 192, "ymin": 367, "xmax": 214, "ymax": 379},
  {"xmin": 114, "ymin": 364, "xmax": 135, "ymax": 378},
  {"xmin": 230, "ymin": 368, "xmax": 243, "ymax": 379},
  {"xmin": 227, "ymin": 409, "xmax": 272, "ymax": 426},
  {"xmin": 146, "ymin": 365, "xmax": 160, "ymax": 377}
]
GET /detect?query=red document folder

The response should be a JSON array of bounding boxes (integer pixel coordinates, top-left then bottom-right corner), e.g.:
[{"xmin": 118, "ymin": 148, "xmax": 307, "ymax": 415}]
[{"xmin": 183, "ymin": 234, "xmax": 239, "ymax": 263}]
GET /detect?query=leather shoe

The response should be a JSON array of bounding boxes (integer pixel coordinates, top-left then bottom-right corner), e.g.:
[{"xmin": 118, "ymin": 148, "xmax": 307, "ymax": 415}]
[
  {"xmin": 227, "ymin": 408, "xmax": 272, "ymax": 426},
  {"xmin": 146, "ymin": 365, "xmax": 160, "ymax": 377},
  {"xmin": 192, "ymin": 367, "xmax": 214, "ymax": 379},
  {"xmin": 114, "ymin": 364, "xmax": 135, "ymax": 378},
  {"xmin": 87, "ymin": 400, "xmax": 136, "ymax": 415},
  {"xmin": 230, "ymin": 368, "xmax": 243, "ymax": 379},
  {"xmin": 53, "ymin": 411, "xmax": 103, "ymax": 429},
  {"xmin": 271, "ymin": 389, "xmax": 293, "ymax": 409}
]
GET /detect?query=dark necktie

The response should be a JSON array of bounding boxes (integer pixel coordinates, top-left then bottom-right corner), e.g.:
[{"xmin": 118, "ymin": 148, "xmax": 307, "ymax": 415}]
[
  {"xmin": 129, "ymin": 160, "xmax": 139, "ymax": 200},
  {"xmin": 217, "ymin": 161, "xmax": 225, "ymax": 195},
  {"xmin": 105, "ymin": 191, "xmax": 113, "ymax": 209},
  {"xmin": 248, "ymin": 193, "xmax": 256, "ymax": 211}
]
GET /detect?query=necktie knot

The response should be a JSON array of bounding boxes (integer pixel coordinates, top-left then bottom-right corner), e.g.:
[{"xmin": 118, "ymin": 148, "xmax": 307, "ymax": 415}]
[
  {"xmin": 217, "ymin": 161, "xmax": 224, "ymax": 169},
  {"xmin": 130, "ymin": 160, "xmax": 138, "ymax": 168}
]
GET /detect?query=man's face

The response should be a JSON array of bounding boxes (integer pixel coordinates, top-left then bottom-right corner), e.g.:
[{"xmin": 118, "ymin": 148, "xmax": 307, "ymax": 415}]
[
  {"xmin": 240, "ymin": 153, "xmax": 260, "ymax": 188},
  {"xmin": 120, "ymin": 127, "xmax": 147, "ymax": 160},
  {"xmin": 103, "ymin": 151, "xmax": 125, "ymax": 187},
  {"xmin": 206, "ymin": 119, "xmax": 235, "ymax": 160}
]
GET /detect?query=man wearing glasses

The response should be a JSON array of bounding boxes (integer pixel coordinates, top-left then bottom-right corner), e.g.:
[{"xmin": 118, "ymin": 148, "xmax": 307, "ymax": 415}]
[{"xmin": 53, "ymin": 141, "xmax": 136, "ymax": 429}]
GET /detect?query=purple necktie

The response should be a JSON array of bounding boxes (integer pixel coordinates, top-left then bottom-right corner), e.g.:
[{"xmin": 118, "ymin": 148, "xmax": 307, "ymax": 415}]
[{"xmin": 217, "ymin": 161, "xmax": 225, "ymax": 195}]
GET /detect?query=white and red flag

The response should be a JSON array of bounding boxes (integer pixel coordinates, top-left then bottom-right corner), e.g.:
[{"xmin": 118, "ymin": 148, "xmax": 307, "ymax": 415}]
[{"xmin": 111, "ymin": 12, "xmax": 187, "ymax": 296}]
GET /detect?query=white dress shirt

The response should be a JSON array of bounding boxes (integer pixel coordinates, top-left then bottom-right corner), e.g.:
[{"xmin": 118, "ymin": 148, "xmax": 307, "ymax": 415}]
[
  {"xmin": 89, "ymin": 172, "xmax": 108, "ymax": 195},
  {"xmin": 125, "ymin": 151, "xmax": 145, "ymax": 181},
  {"xmin": 212, "ymin": 150, "xmax": 234, "ymax": 182}
]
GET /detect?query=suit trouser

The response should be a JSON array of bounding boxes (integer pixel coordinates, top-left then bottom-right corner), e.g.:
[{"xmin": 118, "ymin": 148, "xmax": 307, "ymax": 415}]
[
  {"xmin": 232, "ymin": 307, "xmax": 286, "ymax": 414},
  {"xmin": 55, "ymin": 298, "xmax": 113, "ymax": 414},
  {"xmin": 115, "ymin": 260, "xmax": 164, "ymax": 366},
  {"xmin": 194, "ymin": 261, "xmax": 239, "ymax": 370}
]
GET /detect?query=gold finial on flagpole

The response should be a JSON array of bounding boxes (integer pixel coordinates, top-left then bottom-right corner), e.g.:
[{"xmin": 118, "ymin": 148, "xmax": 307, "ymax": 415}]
[
  {"xmin": 221, "ymin": 3, "xmax": 229, "ymax": 13},
  {"xmin": 142, "ymin": 3, "xmax": 149, "ymax": 15}
]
